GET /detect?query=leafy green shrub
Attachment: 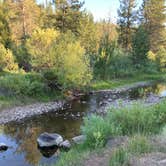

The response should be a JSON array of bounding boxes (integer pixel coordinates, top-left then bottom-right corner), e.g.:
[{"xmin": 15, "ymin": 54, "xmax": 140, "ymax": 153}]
[
  {"xmin": 94, "ymin": 43, "xmax": 135, "ymax": 79},
  {"xmin": 81, "ymin": 115, "xmax": 112, "ymax": 148},
  {"xmin": 0, "ymin": 73, "xmax": 47, "ymax": 97}
]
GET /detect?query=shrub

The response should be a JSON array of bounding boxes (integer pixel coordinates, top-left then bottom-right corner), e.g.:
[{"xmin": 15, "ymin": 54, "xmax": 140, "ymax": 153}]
[
  {"xmin": 81, "ymin": 115, "xmax": 112, "ymax": 148},
  {"xmin": 94, "ymin": 43, "xmax": 135, "ymax": 79},
  {"xmin": 0, "ymin": 73, "xmax": 47, "ymax": 97}
]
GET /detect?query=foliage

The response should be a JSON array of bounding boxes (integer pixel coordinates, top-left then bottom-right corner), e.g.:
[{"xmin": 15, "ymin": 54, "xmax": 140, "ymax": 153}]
[
  {"xmin": 0, "ymin": 43, "xmax": 18, "ymax": 71},
  {"xmin": 53, "ymin": 32, "xmax": 92, "ymax": 88},
  {"xmin": 7, "ymin": 0, "xmax": 41, "ymax": 44},
  {"xmin": 55, "ymin": 0, "xmax": 84, "ymax": 36},
  {"xmin": 0, "ymin": 73, "xmax": 47, "ymax": 97},
  {"xmin": 117, "ymin": 0, "xmax": 137, "ymax": 50},
  {"xmin": 94, "ymin": 40, "xmax": 134, "ymax": 79},
  {"xmin": 156, "ymin": 46, "xmax": 166, "ymax": 70},
  {"xmin": 81, "ymin": 115, "xmax": 112, "ymax": 148},
  {"xmin": 132, "ymin": 26, "xmax": 150, "ymax": 67},
  {"xmin": 0, "ymin": 3, "xmax": 12, "ymax": 48},
  {"xmin": 81, "ymin": 101, "xmax": 166, "ymax": 150},
  {"xmin": 26, "ymin": 28, "xmax": 59, "ymax": 71},
  {"xmin": 107, "ymin": 102, "xmax": 166, "ymax": 135},
  {"xmin": 141, "ymin": 0, "xmax": 166, "ymax": 52}
]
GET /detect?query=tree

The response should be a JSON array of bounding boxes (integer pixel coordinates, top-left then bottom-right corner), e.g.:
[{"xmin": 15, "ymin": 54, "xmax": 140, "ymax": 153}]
[
  {"xmin": 117, "ymin": 0, "xmax": 137, "ymax": 50},
  {"xmin": 0, "ymin": 2, "xmax": 12, "ymax": 48},
  {"xmin": 0, "ymin": 43, "xmax": 18, "ymax": 71},
  {"xmin": 55, "ymin": 0, "xmax": 84, "ymax": 36},
  {"xmin": 26, "ymin": 28, "xmax": 59, "ymax": 71},
  {"xmin": 6, "ymin": 0, "xmax": 41, "ymax": 44},
  {"xmin": 27, "ymin": 30, "xmax": 92, "ymax": 88},
  {"xmin": 156, "ymin": 46, "xmax": 166, "ymax": 70},
  {"xmin": 141, "ymin": 0, "xmax": 166, "ymax": 52},
  {"xmin": 132, "ymin": 26, "xmax": 150, "ymax": 67},
  {"xmin": 79, "ymin": 12, "xmax": 99, "ymax": 56}
]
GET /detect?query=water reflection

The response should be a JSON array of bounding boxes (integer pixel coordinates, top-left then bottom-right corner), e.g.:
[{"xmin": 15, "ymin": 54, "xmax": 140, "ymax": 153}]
[{"xmin": 0, "ymin": 82, "xmax": 165, "ymax": 166}]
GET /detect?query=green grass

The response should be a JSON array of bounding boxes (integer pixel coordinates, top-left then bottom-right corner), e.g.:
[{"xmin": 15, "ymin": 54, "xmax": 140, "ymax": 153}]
[
  {"xmin": 54, "ymin": 100, "xmax": 166, "ymax": 166},
  {"xmin": 91, "ymin": 73, "xmax": 166, "ymax": 90},
  {"xmin": 109, "ymin": 135, "xmax": 152, "ymax": 166},
  {"xmin": 55, "ymin": 146, "xmax": 91, "ymax": 166}
]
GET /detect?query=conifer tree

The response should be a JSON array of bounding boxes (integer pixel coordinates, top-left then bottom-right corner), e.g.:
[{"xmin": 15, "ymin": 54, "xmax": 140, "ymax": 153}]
[{"xmin": 117, "ymin": 0, "xmax": 137, "ymax": 50}]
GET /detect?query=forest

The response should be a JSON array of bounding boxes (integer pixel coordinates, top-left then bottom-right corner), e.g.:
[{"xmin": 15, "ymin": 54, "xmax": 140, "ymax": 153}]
[{"xmin": 0, "ymin": 0, "xmax": 165, "ymax": 104}]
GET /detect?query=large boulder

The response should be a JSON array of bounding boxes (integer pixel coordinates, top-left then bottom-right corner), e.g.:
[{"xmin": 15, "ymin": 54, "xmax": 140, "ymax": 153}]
[
  {"xmin": 37, "ymin": 132, "xmax": 63, "ymax": 148},
  {"xmin": 0, "ymin": 143, "xmax": 8, "ymax": 151}
]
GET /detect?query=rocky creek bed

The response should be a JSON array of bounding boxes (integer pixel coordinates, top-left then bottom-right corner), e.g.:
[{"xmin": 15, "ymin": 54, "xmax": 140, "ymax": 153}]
[{"xmin": 0, "ymin": 81, "xmax": 165, "ymax": 166}]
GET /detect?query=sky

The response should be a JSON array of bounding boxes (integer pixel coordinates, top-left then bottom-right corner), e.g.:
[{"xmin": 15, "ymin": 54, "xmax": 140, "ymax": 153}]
[
  {"xmin": 84, "ymin": 0, "xmax": 120, "ymax": 22},
  {"xmin": 37, "ymin": 0, "xmax": 142, "ymax": 22}
]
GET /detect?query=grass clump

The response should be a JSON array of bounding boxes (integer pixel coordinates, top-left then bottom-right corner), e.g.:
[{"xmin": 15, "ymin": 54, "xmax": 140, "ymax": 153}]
[
  {"xmin": 55, "ymin": 146, "xmax": 91, "ymax": 166},
  {"xmin": 109, "ymin": 135, "xmax": 152, "ymax": 166}
]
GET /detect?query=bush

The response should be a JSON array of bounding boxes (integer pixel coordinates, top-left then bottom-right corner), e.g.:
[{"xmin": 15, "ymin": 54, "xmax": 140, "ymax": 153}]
[
  {"xmin": 42, "ymin": 69, "xmax": 61, "ymax": 90},
  {"xmin": 94, "ymin": 44, "xmax": 135, "ymax": 79},
  {"xmin": 27, "ymin": 30, "xmax": 92, "ymax": 89},
  {"xmin": 0, "ymin": 73, "xmax": 47, "ymax": 97},
  {"xmin": 81, "ymin": 115, "xmax": 113, "ymax": 148}
]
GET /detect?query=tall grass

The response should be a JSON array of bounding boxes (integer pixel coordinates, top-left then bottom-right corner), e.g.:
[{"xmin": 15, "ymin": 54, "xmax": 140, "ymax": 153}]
[
  {"xmin": 82, "ymin": 101, "xmax": 166, "ymax": 149},
  {"xmin": 109, "ymin": 135, "xmax": 152, "ymax": 166}
]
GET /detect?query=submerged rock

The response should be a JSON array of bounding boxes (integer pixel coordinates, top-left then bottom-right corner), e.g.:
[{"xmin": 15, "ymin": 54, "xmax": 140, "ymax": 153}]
[
  {"xmin": 37, "ymin": 132, "xmax": 63, "ymax": 148},
  {"xmin": 72, "ymin": 135, "xmax": 86, "ymax": 145},
  {"xmin": 0, "ymin": 143, "xmax": 8, "ymax": 151}
]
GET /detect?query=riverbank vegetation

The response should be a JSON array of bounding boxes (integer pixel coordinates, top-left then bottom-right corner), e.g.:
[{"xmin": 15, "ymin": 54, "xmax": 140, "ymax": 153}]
[
  {"xmin": 55, "ymin": 100, "xmax": 166, "ymax": 166},
  {"xmin": 0, "ymin": 0, "xmax": 165, "ymax": 109}
]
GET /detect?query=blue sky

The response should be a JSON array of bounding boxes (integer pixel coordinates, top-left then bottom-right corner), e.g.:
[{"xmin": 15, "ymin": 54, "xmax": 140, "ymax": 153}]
[
  {"xmin": 37, "ymin": 0, "xmax": 142, "ymax": 22},
  {"xmin": 84, "ymin": 0, "xmax": 120, "ymax": 22}
]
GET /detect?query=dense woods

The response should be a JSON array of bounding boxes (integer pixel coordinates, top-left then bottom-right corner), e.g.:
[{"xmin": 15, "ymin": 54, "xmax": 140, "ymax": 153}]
[{"xmin": 0, "ymin": 0, "xmax": 165, "ymax": 96}]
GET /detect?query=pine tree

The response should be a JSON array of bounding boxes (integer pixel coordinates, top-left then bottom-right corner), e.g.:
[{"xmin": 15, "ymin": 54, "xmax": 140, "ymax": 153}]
[
  {"xmin": 117, "ymin": 0, "xmax": 137, "ymax": 50},
  {"xmin": 0, "ymin": 2, "xmax": 12, "ymax": 48},
  {"xmin": 141, "ymin": 0, "xmax": 166, "ymax": 52},
  {"xmin": 6, "ymin": 0, "xmax": 41, "ymax": 45},
  {"xmin": 55, "ymin": 0, "xmax": 84, "ymax": 35}
]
